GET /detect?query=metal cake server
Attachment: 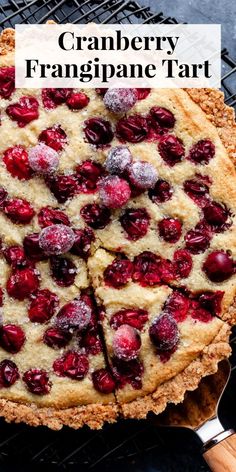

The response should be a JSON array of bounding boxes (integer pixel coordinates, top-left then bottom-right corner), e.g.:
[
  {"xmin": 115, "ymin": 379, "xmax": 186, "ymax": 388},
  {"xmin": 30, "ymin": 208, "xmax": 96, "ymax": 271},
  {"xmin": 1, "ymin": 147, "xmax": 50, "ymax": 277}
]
[{"xmin": 156, "ymin": 359, "xmax": 236, "ymax": 472}]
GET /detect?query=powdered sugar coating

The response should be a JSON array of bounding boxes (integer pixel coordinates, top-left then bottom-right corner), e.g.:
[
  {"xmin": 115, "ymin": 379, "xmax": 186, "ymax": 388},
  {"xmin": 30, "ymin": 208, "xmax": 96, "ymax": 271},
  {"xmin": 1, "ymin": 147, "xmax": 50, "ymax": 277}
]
[
  {"xmin": 28, "ymin": 143, "xmax": 59, "ymax": 175},
  {"xmin": 39, "ymin": 224, "xmax": 75, "ymax": 256},
  {"xmin": 128, "ymin": 161, "xmax": 158, "ymax": 189},
  {"xmin": 56, "ymin": 300, "xmax": 92, "ymax": 332},
  {"xmin": 105, "ymin": 146, "xmax": 132, "ymax": 175},
  {"xmin": 112, "ymin": 324, "xmax": 141, "ymax": 361},
  {"xmin": 103, "ymin": 88, "xmax": 137, "ymax": 113},
  {"xmin": 98, "ymin": 175, "xmax": 131, "ymax": 209}
]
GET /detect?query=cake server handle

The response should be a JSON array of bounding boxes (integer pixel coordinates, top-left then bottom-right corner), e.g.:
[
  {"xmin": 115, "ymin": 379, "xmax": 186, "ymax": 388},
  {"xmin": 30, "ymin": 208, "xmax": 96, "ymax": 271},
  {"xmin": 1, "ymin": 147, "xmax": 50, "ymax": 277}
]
[{"xmin": 202, "ymin": 429, "xmax": 236, "ymax": 471}]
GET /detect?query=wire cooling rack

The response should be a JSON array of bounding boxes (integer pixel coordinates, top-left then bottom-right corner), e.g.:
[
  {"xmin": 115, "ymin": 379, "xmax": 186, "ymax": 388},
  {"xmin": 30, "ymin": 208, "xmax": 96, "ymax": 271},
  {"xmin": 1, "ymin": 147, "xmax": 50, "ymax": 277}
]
[{"xmin": 0, "ymin": 2, "xmax": 235, "ymax": 471}]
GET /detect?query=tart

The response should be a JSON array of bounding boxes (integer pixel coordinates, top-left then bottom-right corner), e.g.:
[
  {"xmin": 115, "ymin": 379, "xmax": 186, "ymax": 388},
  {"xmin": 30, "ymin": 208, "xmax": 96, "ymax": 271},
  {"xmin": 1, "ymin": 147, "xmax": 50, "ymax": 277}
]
[{"xmin": 0, "ymin": 27, "xmax": 235, "ymax": 430}]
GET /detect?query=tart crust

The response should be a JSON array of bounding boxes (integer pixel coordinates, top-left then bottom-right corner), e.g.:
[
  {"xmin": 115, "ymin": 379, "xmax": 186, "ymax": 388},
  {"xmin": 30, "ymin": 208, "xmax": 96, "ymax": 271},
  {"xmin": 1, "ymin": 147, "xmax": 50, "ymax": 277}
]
[{"xmin": 0, "ymin": 27, "xmax": 235, "ymax": 430}]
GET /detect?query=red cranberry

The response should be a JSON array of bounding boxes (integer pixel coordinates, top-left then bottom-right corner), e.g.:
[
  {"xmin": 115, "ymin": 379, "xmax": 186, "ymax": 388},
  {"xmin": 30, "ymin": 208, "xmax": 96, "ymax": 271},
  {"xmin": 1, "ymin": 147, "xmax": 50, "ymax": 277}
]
[
  {"xmin": 0, "ymin": 66, "xmax": 15, "ymax": 99},
  {"xmin": 95, "ymin": 88, "xmax": 108, "ymax": 96},
  {"xmin": 120, "ymin": 208, "xmax": 150, "ymax": 241},
  {"xmin": 116, "ymin": 114, "xmax": 149, "ymax": 143},
  {"xmin": 3, "ymin": 145, "xmax": 33, "ymax": 180},
  {"xmin": 173, "ymin": 249, "xmax": 193, "ymax": 279},
  {"xmin": 105, "ymin": 146, "xmax": 132, "ymax": 175},
  {"xmin": 185, "ymin": 227, "xmax": 211, "ymax": 254},
  {"xmin": 149, "ymin": 313, "xmax": 179, "ymax": 350},
  {"xmin": 56, "ymin": 299, "xmax": 91, "ymax": 332},
  {"xmin": 150, "ymin": 107, "xmax": 175, "ymax": 128},
  {"xmin": 80, "ymin": 203, "xmax": 111, "ymax": 229},
  {"xmin": 50, "ymin": 256, "xmax": 77, "ymax": 287},
  {"xmin": 4, "ymin": 245, "xmax": 27, "ymax": 268},
  {"xmin": 190, "ymin": 301, "xmax": 213, "ymax": 323},
  {"xmin": 28, "ymin": 289, "xmax": 59, "ymax": 323},
  {"xmin": 112, "ymin": 357, "xmax": 143, "ymax": 390},
  {"xmin": 84, "ymin": 118, "xmax": 113, "ymax": 145},
  {"xmin": 110, "ymin": 308, "xmax": 148, "ymax": 331},
  {"xmin": 183, "ymin": 176, "xmax": 210, "ymax": 207},
  {"xmin": 23, "ymin": 369, "xmax": 51, "ymax": 395},
  {"xmin": 149, "ymin": 179, "xmax": 173, "ymax": 204},
  {"xmin": 76, "ymin": 160, "xmax": 104, "ymax": 193},
  {"xmin": 3, "ymin": 198, "xmax": 35, "ymax": 224},
  {"xmin": 135, "ymin": 88, "xmax": 150, "ymax": 100},
  {"xmin": 203, "ymin": 251, "xmax": 234, "ymax": 282},
  {"xmin": 198, "ymin": 291, "xmax": 224, "ymax": 316},
  {"xmin": 158, "ymin": 259, "xmax": 176, "ymax": 284},
  {"xmin": 23, "ymin": 233, "xmax": 46, "ymax": 261},
  {"xmin": 188, "ymin": 139, "xmax": 215, "ymax": 164},
  {"xmin": 104, "ymin": 258, "xmax": 133, "ymax": 288},
  {"xmin": 203, "ymin": 202, "xmax": 229, "ymax": 232},
  {"xmin": 39, "ymin": 224, "xmax": 75, "ymax": 256},
  {"xmin": 79, "ymin": 329, "xmax": 102, "ymax": 356},
  {"xmin": 71, "ymin": 227, "xmax": 95, "ymax": 259},
  {"xmin": 7, "ymin": 267, "xmax": 39, "ymax": 300},
  {"xmin": 46, "ymin": 174, "xmax": 77, "ymax": 203},
  {"xmin": 38, "ymin": 206, "xmax": 70, "ymax": 228},
  {"xmin": 42, "ymin": 88, "xmax": 72, "ymax": 109},
  {"xmin": 53, "ymin": 351, "xmax": 89, "ymax": 380},
  {"xmin": 164, "ymin": 291, "xmax": 190, "ymax": 322},
  {"xmin": 43, "ymin": 327, "xmax": 72, "ymax": 349},
  {"xmin": 99, "ymin": 176, "xmax": 131, "ymax": 209},
  {"xmin": 158, "ymin": 134, "xmax": 184, "ymax": 166},
  {"xmin": 92, "ymin": 368, "xmax": 116, "ymax": 394},
  {"xmin": 0, "ymin": 288, "xmax": 3, "ymax": 307},
  {"xmin": 66, "ymin": 92, "xmax": 89, "ymax": 110},
  {"xmin": 6, "ymin": 96, "xmax": 39, "ymax": 127},
  {"xmin": 132, "ymin": 251, "xmax": 161, "ymax": 286},
  {"xmin": 103, "ymin": 88, "xmax": 137, "ymax": 113},
  {"xmin": 0, "ymin": 188, "xmax": 7, "ymax": 208},
  {"xmin": 39, "ymin": 125, "xmax": 67, "ymax": 151},
  {"xmin": 158, "ymin": 217, "xmax": 182, "ymax": 243},
  {"xmin": 0, "ymin": 324, "xmax": 25, "ymax": 353},
  {"xmin": 0, "ymin": 360, "xmax": 19, "ymax": 388},
  {"xmin": 113, "ymin": 325, "xmax": 141, "ymax": 361},
  {"xmin": 28, "ymin": 143, "xmax": 59, "ymax": 175},
  {"xmin": 127, "ymin": 161, "xmax": 158, "ymax": 190}
]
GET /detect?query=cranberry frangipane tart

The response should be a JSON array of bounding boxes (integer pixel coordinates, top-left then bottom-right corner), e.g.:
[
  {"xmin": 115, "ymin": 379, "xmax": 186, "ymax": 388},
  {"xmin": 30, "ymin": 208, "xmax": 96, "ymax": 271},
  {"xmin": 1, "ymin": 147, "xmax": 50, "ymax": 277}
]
[{"xmin": 0, "ymin": 28, "xmax": 234, "ymax": 429}]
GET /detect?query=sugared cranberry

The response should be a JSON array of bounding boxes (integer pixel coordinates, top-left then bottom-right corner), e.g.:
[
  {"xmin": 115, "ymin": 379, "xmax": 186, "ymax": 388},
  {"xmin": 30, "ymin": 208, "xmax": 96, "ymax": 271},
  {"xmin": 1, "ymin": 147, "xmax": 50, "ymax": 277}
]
[
  {"xmin": 135, "ymin": 88, "xmax": 150, "ymax": 100},
  {"xmin": 43, "ymin": 327, "xmax": 72, "ymax": 349},
  {"xmin": 38, "ymin": 206, "xmax": 70, "ymax": 228},
  {"xmin": 80, "ymin": 203, "xmax": 111, "ymax": 229},
  {"xmin": 148, "ymin": 179, "xmax": 173, "ymax": 204},
  {"xmin": 188, "ymin": 139, "xmax": 215, "ymax": 165},
  {"xmin": 127, "ymin": 161, "xmax": 158, "ymax": 190},
  {"xmin": 66, "ymin": 92, "xmax": 89, "ymax": 110},
  {"xmin": 183, "ymin": 176, "xmax": 210, "ymax": 207},
  {"xmin": 113, "ymin": 325, "xmax": 141, "ymax": 361},
  {"xmin": 112, "ymin": 357, "xmax": 143, "ymax": 390},
  {"xmin": 164, "ymin": 291, "xmax": 190, "ymax": 322},
  {"xmin": 132, "ymin": 251, "xmax": 161, "ymax": 286},
  {"xmin": 173, "ymin": 249, "xmax": 193, "ymax": 279},
  {"xmin": 56, "ymin": 299, "xmax": 91, "ymax": 332},
  {"xmin": 42, "ymin": 88, "xmax": 72, "ymax": 109},
  {"xmin": 3, "ymin": 145, "xmax": 33, "ymax": 180},
  {"xmin": 23, "ymin": 369, "xmax": 51, "ymax": 395},
  {"xmin": 0, "ymin": 66, "xmax": 15, "ymax": 99},
  {"xmin": 103, "ymin": 88, "xmax": 137, "ymax": 113},
  {"xmin": 50, "ymin": 256, "xmax": 77, "ymax": 287},
  {"xmin": 149, "ymin": 313, "xmax": 179, "ymax": 351},
  {"xmin": 158, "ymin": 217, "xmax": 182, "ymax": 243},
  {"xmin": 120, "ymin": 208, "xmax": 150, "ymax": 241},
  {"xmin": 7, "ymin": 267, "xmax": 39, "ymax": 300},
  {"xmin": 28, "ymin": 289, "xmax": 59, "ymax": 323},
  {"xmin": 84, "ymin": 118, "xmax": 113, "ymax": 145},
  {"xmin": 6, "ymin": 96, "xmax": 39, "ymax": 127},
  {"xmin": 23, "ymin": 233, "xmax": 46, "ymax": 261},
  {"xmin": 116, "ymin": 114, "xmax": 149, "ymax": 143},
  {"xmin": 150, "ymin": 107, "xmax": 175, "ymax": 128},
  {"xmin": 203, "ymin": 202, "xmax": 229, "ymax": 232},
  {"xmin": 71, "ymin": 227, "xmax": 95, "ymax": 259},
  {"xmin": 79, "ymin": 329, "xmax": 102, "ymax": 356},
  {"xmin": 39, "ymin": 125, "xmax": 67, "ymax": 151},
  {"xmin": 28, "ymin": 143, "xmax": 59, "ymax": 175},
  {"xmin": 76, "ymin": 160, "xmax": 104, "ymax": 193},
  {"xmin": 104, "ymin": 257, "xmax": 133, "ymax": 288},
  {"xmin": 39, "ymin": 224, "xmax": 75, "ymax": 256},
  {"xmin": 92, "ymin": 368, "xmax": 116, "ymax": 394},
  {"xmin": 185, "ymin": 227, "xmax": 211, "ymax": 254},
  {"xmin": 203, "ymin": 251, "xmax": 234, "ymax": 282},
  {"xmin": 4, "ymin": 245, "xmax": 27, "ymax": 268},
  {"xmin": 158, "ymin": 134, "xmax": 184, "ymax": 166},
  {"xmin": 110, "ymin": 308, "xmax": 148, "ymax": 331},
  {"xmin": 0, "ymin": 324, "xmax": 25, "ymax": 353},
  {"xmin": 46, "ymin": 174, "xmax": 77, "ymax": 203},
  {"xmin": 0, "ymin": 360, "xmax": 19, "ymax": 388},
  {"xmin": 98, "ymin": 176, "xmax": 131, "ymax": 209},
  {"xmin": 0, "ymin": 188, "xmax": 7, "ymax": 208},
  {"xmin": 53, "ymin": 351, "xmax": 89, "ymax": 380},
  {"xmin": 105, "ymin": 146, "xmax": 132, "ymax": 175},
  {"xmin": 3, "ymin": 198, "xmax": 35, "ymax": 224},
  {"xmin": 198, "ymin": 291, "xmax": 224, "ymax": 316}
]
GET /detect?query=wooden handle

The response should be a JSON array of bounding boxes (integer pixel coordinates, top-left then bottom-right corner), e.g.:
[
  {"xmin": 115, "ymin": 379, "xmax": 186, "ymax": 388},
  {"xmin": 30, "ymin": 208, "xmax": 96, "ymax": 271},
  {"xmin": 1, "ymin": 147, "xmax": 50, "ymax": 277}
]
[{"xmin": 203, "ymin": 432, "xmax": 236, "ymax": 472}]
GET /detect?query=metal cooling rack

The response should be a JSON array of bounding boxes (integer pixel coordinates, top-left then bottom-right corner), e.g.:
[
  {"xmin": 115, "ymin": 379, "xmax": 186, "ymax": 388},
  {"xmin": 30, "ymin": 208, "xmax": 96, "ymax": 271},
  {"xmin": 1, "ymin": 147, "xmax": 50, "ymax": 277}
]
[{"xmin": 0, "ymin": 2, "xmax": 235, "ymax": 471}]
